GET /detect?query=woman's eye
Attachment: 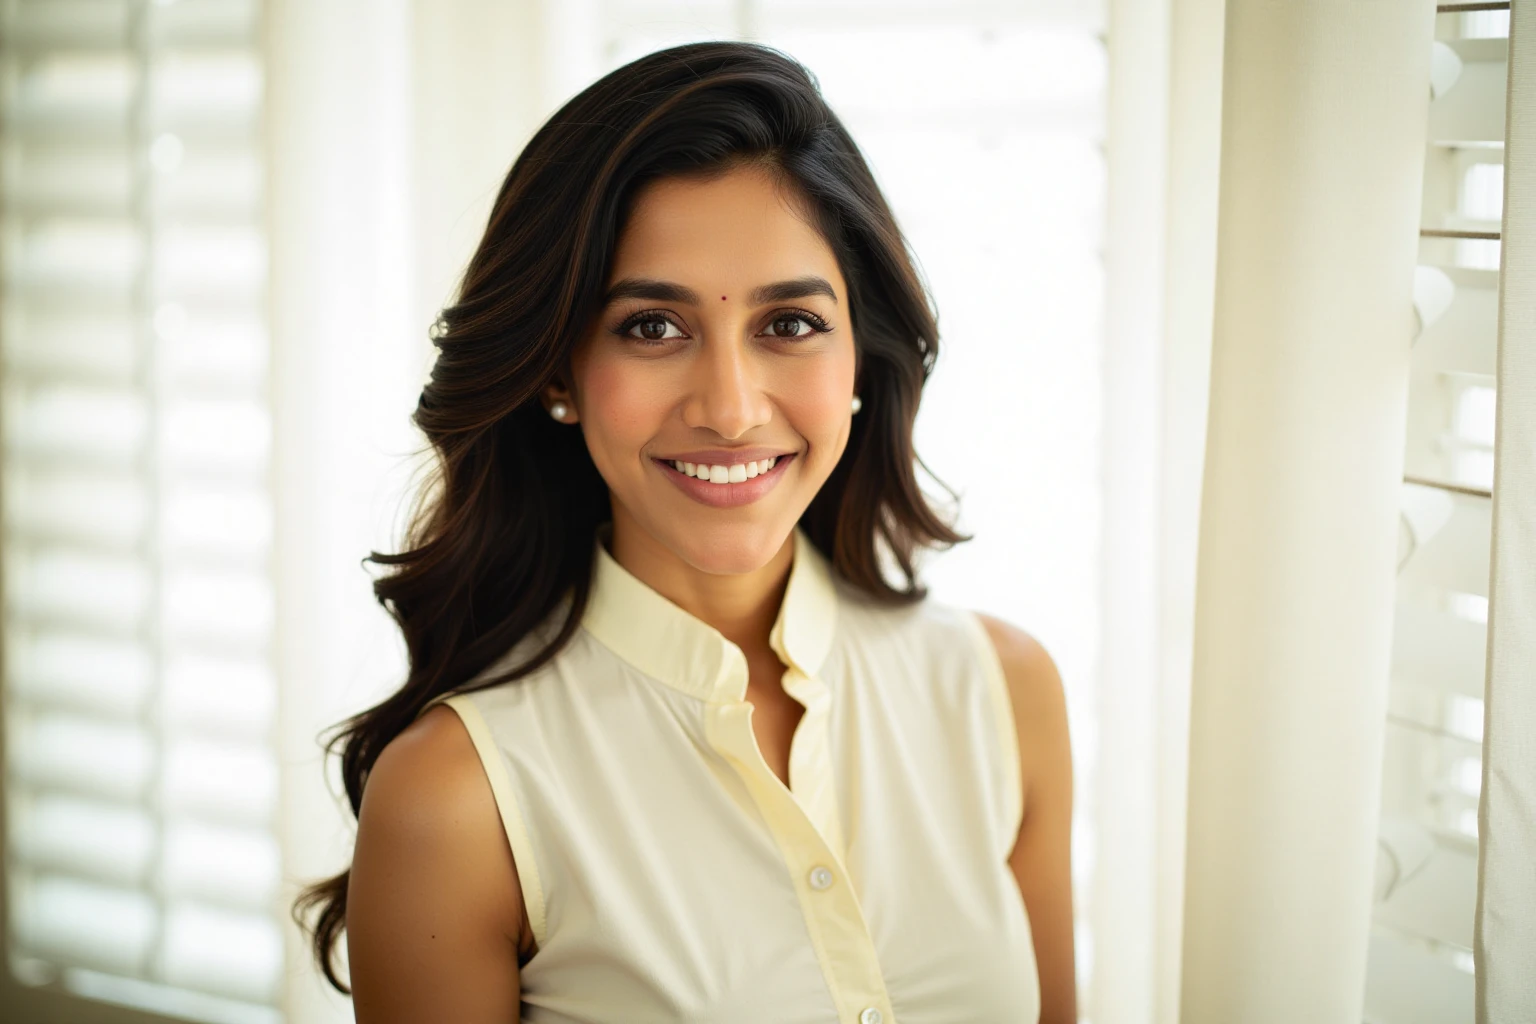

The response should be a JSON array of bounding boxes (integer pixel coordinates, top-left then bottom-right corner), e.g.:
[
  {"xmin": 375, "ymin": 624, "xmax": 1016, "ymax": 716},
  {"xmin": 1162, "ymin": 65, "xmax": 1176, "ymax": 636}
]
[
  {"xmin": 763, "ymin": 313, "xmax": 825, "ymax": 339},
  {"xmin": 625, "ymin": 316, "xmax": 685, "ymax": 342}
]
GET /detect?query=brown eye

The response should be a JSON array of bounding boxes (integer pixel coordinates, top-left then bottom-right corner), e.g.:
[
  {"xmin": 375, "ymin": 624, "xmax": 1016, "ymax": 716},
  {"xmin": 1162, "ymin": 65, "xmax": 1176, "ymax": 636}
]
[
  {"xmin": 770, "ymin": 315, "xmax": 806, "ymax": 338},
  {"xmin": 615, "ymin": 312, "xmax": 686, "ymax": 345},
  {"xmin": 762, "ymin": 310, "xmax": 830, "ymax": 339}
]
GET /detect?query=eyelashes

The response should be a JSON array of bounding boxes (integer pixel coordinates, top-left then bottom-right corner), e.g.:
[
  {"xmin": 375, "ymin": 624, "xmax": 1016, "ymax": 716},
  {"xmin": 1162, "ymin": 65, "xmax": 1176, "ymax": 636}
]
[{"xmin": 610, "ymin": 307, "xmax": 834, "ymax": 346}]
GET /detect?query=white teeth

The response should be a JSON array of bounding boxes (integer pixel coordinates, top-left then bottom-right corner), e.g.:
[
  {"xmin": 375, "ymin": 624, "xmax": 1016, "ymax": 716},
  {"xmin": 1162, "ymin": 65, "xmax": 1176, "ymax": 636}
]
[{"xmin": 670, "ymin": 456, "xmax": 789, "ymax": 484}]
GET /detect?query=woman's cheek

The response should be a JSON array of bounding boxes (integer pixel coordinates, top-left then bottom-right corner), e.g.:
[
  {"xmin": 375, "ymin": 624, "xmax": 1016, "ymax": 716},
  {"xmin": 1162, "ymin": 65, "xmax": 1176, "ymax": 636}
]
[
  {"xmin": 784, "ymin": 353, "xmax": 854, "ymax": 441},
  {"xmin": 577, "ymin": 353, "xmax": 669, "ymax": 475}
]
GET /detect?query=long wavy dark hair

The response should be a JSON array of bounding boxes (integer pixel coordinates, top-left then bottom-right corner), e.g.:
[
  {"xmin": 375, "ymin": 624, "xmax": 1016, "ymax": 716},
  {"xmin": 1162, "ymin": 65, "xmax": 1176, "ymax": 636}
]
[{"xmin": 294, "ymin": 39, "xmax": 968, "ymax": 992}]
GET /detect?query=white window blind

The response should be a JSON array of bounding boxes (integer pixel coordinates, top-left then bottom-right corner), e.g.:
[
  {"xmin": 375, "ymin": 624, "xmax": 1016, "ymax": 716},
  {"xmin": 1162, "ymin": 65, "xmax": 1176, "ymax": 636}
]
[
  {"xmin": 595, "ymin": 0, "xmax": 1108, "ymax": 1013},
  {"xmin": 0, "ymin": 1, "xmax": 283, "ymax": 1022},
  {"xmin": 1365, "ymin": 5, "xmax": 1511, "ymax": 1021}
]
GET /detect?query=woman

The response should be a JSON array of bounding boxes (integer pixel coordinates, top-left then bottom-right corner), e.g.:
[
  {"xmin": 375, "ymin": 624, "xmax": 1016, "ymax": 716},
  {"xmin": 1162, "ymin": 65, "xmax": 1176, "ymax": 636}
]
[{"xmin": 297, "ymin": 40, "xmax": 1075, "ymax": 1024}]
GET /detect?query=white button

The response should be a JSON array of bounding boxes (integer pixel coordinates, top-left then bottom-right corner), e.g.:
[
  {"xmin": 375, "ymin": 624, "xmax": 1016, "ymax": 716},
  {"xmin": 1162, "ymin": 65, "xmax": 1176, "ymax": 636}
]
[
  {"xmin": 808, "ymin": 865, "xmax": 834, "ymax": 890},
  {"xmin": 859, "ymin": 1009, "xmax": 883, "ymax": 1024}
]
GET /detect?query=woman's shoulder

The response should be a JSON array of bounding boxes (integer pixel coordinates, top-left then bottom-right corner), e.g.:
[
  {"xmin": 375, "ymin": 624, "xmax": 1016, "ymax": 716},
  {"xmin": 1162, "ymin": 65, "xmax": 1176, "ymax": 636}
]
[
  {"xmin": 971, "ymin": 612, "xmax": 1060, "ymax": 690},
  {"xmin": 970, "ymin": 611, "xmax": 1069, "ymax": 780},
  {"xmin": 360, "ymin": 706, "xmax": 500, "ymax": 841},
  {"xmin": 835, "ymin": 585, "xmax": 1064, "ymax": 717},
  {"xmin": 347, "ymin": 703, "xmax": 532, "ymax": 1011},
  {"xmin": 355, "ymin": 704, "xmax": 526, "ymax": 920}
]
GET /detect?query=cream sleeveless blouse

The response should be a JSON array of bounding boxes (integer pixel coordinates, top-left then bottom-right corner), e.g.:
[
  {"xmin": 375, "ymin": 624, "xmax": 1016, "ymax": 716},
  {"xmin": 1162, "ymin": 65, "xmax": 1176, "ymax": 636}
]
[{"xmin": 426, "ymin": 527, "xmax": 1040, "ymax": 1023}]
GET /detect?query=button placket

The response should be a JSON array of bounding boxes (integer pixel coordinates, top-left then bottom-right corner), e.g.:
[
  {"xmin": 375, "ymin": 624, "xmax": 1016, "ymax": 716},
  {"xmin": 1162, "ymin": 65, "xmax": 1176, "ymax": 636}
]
[
  {"xmin": 780, "ymin": 665, "xmax": 846, "ymax": 859},
  {"xmin": 705, "ymin": 701, "xmax": 893, "ymax": 1024}
]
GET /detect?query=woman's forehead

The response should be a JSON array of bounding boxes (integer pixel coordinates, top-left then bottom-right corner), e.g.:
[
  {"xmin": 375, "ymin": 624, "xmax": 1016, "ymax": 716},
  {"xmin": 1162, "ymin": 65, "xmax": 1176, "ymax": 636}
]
[{"xmin": 611, "ymin": 170, "xmax": 839, "ymax": 291}]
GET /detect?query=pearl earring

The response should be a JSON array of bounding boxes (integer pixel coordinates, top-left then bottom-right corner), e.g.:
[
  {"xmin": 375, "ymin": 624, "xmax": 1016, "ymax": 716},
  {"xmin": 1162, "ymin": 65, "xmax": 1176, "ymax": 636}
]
[
  {"xmin": 549, "ymin": 401, "xmax": 568, "ymax": 421},
  {"xmin": 851, "ymin": 395, "xmax": 862, "ymax": 414}
]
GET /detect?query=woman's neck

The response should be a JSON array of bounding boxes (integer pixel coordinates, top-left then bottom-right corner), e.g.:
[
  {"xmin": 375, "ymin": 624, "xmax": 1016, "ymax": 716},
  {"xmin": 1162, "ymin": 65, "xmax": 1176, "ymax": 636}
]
[{"xmin": 606, "ymin": 509, "xmax": 795, "ymax": 662}]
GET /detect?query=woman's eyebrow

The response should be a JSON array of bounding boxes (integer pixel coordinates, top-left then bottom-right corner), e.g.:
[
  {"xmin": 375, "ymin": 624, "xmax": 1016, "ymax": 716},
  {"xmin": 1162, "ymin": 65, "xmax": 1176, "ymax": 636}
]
[{"xmin": 601, "ymin": 275, "xmax": 839, "ymax": 306}]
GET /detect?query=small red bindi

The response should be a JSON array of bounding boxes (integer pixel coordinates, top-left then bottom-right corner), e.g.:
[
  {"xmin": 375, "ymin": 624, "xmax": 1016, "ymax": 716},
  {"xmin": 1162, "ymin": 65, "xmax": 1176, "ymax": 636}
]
[{"xmin": 721, "ymin": 295, "xmax": 727, "ymax": 300}]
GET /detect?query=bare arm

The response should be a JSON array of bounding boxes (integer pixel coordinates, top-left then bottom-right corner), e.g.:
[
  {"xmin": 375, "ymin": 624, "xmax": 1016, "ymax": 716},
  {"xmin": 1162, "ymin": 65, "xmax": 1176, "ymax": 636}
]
[
  {"xmin": 977, "ymin": 614, "xmax": 1077, "ymax": 1024},
  {"xmin": 347, "ymin": 703, "xmax": 528, "ymax": 1022}
]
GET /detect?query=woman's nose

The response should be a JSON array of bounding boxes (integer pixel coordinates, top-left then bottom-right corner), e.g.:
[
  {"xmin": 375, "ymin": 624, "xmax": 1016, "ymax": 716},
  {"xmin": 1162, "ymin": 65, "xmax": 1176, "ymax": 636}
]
[{"xmin": 681, "ymin": 339, "xmax": 773, "ymax": 440}]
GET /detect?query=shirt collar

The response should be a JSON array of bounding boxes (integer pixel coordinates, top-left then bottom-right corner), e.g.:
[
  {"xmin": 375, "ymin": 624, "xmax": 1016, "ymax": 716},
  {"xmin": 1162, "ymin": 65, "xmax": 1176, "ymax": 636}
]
[{"xmin": 581, "ymin": 525, "xmax": 838, "ymax": 703}]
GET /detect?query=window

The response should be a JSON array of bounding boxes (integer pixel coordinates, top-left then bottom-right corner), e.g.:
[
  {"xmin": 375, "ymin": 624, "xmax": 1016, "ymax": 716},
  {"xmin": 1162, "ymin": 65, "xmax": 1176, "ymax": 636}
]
[
  {"xmin": 0, "ymin": 1, "xmax": 282, "ymax": 1021},
  {"xmin": 1364, "ymin": 5, "xmax": 1511, "ymax": 1021}
]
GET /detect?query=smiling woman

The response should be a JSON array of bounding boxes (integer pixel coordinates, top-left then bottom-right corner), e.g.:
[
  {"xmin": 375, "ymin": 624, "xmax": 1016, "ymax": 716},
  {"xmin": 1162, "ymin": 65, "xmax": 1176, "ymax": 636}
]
[
  {"xmin": 293, "ymin": 40, "xmax": 1074, "ymax": 1024},
  {"xmin": 549, "ymin": 166, "xmax": 857, "ymax": 573}
]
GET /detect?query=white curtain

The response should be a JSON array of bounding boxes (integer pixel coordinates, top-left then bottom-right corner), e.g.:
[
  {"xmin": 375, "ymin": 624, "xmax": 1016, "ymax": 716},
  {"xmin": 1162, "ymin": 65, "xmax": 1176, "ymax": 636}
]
[
  {"xmin": 1475, "ymin": 0, "xmax": 1536, "ymax": 1016},
  {"xmin": 1094, "ymin": 0, "xmax": 1226, "ymax": 1019},
  {"xmin": 1178, "ymin": 1, "xmax": 1436, "ymax": 1021},
  {"xmin": 266, "ymin": 2, "xmax": 423, "ymax": 1022}
]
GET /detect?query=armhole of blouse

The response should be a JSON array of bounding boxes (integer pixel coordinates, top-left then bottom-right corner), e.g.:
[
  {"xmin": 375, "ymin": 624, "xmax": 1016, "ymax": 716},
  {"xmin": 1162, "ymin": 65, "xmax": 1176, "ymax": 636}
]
[
  {"xmin": 423, "ymin": 691, "xmax": 549, "ymax": 950},
  {"xmin": 959, "ymin": 609, "xmax": 1026, "ymax": 854}
]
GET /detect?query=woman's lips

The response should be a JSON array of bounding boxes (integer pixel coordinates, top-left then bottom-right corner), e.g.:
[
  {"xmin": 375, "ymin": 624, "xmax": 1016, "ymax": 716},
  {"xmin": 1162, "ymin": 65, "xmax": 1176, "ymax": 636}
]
[{"xmin": 653, "ymin": 453, "xmax": 796, "ymax": 509}]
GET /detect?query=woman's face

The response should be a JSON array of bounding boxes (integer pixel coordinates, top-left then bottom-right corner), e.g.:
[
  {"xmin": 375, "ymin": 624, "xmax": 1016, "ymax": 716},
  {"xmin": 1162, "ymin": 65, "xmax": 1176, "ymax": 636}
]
[{"xmin": 554, "ymin": 164, "xmax": 857, "ymax": 576}]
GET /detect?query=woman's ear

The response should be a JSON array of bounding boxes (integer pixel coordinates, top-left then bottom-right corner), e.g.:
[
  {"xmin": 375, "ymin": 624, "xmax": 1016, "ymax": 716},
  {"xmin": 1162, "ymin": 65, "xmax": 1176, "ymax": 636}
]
[{"xmin": 541, "ymin": 378, "xmax": 578, "ymax": 424}]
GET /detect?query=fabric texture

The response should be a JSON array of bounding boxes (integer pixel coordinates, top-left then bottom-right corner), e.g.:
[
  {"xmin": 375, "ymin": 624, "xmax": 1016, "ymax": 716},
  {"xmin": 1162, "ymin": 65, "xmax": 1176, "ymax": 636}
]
[{"xmin": 423, "ymin": 526, "xmax": 1039, "ymax": 1023}]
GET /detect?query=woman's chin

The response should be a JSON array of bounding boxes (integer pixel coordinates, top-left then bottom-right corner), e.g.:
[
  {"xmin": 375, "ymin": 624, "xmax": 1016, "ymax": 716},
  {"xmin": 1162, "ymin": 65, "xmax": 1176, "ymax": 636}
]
[{"xmin": 662, "ymin": 520, "xmax": 796, "ymax": 578}]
